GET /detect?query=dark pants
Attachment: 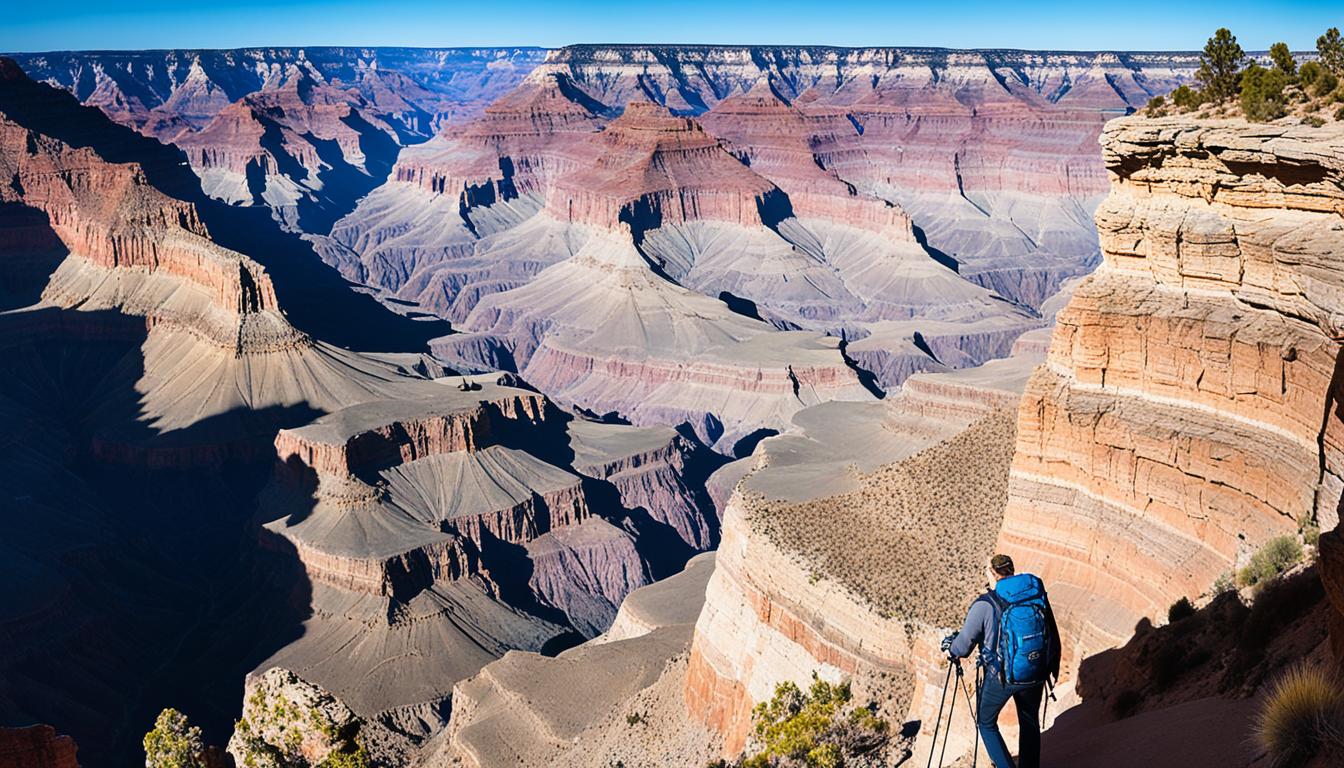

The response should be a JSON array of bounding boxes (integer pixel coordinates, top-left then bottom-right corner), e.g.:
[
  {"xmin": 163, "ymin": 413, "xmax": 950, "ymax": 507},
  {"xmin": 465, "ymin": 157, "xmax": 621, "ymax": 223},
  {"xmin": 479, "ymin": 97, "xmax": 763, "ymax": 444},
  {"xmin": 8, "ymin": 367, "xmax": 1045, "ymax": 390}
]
[{"xmin": 976, "ymin": 674, "xmax": 1043, "ymax": 768}]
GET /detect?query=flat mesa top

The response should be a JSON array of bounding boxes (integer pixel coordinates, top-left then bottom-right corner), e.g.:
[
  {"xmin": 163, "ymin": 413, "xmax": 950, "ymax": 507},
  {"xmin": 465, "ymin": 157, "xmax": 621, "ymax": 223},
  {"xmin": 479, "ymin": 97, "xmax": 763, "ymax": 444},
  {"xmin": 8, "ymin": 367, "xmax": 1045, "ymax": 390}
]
[{"xmin": 279, "ymin": 376, "xmax": 543, "ymax": 446}]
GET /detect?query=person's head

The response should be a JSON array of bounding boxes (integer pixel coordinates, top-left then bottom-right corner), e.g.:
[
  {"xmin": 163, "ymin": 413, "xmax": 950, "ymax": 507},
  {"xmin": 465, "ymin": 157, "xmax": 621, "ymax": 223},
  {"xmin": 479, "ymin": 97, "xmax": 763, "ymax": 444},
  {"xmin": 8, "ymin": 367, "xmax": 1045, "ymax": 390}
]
[{"xmin": 989, "ymin": 554, "xmax": 1015, "ymax": 582}]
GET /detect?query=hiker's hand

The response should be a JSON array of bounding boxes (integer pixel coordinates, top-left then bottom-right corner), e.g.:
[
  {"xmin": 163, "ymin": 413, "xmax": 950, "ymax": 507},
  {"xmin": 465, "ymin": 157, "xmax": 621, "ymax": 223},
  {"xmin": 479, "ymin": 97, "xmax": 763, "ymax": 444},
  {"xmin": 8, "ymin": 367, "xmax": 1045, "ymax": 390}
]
[{"xmin": 940, "ymin": 633, "xmax": 957, "ymax": 655}]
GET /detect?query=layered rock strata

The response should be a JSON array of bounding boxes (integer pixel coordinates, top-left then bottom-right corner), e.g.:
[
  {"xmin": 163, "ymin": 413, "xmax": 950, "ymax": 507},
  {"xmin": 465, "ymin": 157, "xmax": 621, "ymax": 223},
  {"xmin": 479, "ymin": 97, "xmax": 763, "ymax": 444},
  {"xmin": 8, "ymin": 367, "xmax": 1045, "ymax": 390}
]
[
  {"xmin": 683, "ymin": 339, "xmax": 1045, "ymax": 758},
  {"xmin": 998, "ymin": 117, "xmax": 1344, "ymax": 662},
  {"xmin": 254, "ymin": 375, "xmax": 721, "ymax": 752}
]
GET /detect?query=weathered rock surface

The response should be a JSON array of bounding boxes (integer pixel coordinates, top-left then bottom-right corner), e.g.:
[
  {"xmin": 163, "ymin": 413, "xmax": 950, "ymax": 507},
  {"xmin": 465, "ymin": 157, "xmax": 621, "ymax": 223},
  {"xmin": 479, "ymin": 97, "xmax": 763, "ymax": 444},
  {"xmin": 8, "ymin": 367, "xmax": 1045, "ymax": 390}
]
[
  {"xmin": 0, "ymin": 726, "xmax": 79, "ymax": 768},
  {"xmin": 997, "ymin": 117, "xmax": 1344, "ymax": 664}
]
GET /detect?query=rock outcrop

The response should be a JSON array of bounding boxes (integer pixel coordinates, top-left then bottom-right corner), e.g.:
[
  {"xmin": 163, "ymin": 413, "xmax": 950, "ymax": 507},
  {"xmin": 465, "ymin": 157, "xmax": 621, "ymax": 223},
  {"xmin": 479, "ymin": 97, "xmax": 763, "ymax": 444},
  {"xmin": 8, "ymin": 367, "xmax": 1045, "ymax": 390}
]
[
  {"xmin": 0, "ymin": 726, "xmax": 79, "ymax": 768},
  {"xmin": 684, "ymin": 338, "xmax": 1046, "ymax": 758},
  {"xmin": 997, "ymin": 117, "xmax": 1344, "ymax": 663}
]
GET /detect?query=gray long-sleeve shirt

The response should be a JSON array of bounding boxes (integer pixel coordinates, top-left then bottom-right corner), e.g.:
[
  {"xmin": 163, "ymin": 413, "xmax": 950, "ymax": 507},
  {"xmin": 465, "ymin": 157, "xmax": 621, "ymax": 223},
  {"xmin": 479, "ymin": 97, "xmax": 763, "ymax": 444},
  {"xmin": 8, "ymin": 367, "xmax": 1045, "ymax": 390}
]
[
  {"xmin": 949, "ymin": 595, "xmax": 997, "ymax": 660},
  {"xmin": 949, "ymin": 589, "xmax": 1062, "ymax": 680}
]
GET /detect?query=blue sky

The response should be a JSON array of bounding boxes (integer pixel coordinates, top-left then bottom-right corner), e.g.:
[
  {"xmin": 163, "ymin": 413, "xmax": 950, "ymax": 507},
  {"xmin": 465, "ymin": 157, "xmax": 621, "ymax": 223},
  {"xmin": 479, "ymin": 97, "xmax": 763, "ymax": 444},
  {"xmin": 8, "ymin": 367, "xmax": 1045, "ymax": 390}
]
[{"xmin": 2, "ymin": 0, "xmax": 1337, "ymax": 53}]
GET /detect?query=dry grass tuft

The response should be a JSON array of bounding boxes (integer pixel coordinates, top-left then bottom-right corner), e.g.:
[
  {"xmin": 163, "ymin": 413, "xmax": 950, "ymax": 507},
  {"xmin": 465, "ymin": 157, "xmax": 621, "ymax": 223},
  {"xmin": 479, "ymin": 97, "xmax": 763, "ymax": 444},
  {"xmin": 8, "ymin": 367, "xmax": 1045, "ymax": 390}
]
[
  {"xmin": 1255, "ymin": 665, "xmax": 1344, "ymax": 767},
  {"xmin": 747, "ymin": 410, "xmax": 1016, "ymax": 627}
]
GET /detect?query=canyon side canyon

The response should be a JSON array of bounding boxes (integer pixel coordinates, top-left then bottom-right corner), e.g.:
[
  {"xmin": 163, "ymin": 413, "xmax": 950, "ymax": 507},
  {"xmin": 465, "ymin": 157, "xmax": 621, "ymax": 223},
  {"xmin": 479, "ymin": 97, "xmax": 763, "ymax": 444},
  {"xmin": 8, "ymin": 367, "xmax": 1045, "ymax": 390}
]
[{"xmin": 1, "ymin": 40, "xmax": 1341, "ymax": 768}]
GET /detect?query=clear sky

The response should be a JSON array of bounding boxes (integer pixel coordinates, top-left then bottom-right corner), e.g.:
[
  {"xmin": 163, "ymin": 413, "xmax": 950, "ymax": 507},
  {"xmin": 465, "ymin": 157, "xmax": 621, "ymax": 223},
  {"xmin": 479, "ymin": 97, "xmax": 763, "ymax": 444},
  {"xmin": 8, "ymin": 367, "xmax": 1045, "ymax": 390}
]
[{"xmin": 2, "ymin": 0, "xmax": 1337, "ymax": 53}]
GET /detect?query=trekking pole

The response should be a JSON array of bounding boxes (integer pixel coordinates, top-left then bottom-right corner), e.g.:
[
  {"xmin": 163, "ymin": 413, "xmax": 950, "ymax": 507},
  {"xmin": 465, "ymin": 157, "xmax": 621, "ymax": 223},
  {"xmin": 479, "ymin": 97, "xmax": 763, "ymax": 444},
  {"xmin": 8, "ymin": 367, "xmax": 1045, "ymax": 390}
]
[
  {"xmin": 1041, "ymin": 678, "xmax": 1057, "ymax": 730},
  {"xmin": 936, "ymin": 661, "xmax": 960, "ymax": 768},
  {"xmin": 925, "ymin": 661, "xmax": 955, "ymax": 768},
  {"xmin": 955, "ymin": 665, "xmax": 981, "ymax": 768}
]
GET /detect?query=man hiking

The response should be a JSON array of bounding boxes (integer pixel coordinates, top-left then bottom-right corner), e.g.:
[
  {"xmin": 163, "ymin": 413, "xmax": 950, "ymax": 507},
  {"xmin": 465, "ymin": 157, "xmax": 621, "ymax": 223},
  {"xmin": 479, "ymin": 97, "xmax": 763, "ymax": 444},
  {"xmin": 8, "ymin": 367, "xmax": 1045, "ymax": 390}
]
[{"xmin": 942, "ymin": 554, "xmax": 1061, "ymax": 768}]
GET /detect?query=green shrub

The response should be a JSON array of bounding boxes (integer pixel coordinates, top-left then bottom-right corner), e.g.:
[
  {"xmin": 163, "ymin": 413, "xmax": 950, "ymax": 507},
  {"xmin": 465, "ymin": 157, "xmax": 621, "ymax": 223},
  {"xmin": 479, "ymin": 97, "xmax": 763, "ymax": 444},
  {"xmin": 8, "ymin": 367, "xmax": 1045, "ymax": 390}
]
[
  {"xmin": 1237, "ymin": 535, "xmax": 1303, "ymax": 588},
  {"xmin": 1337, "ymin": 104, "xmax": 1344, "ymax": 121},
  {"xmin": 1171, "ymin": 84, "xmax": 1202, "ymax": 109},
  {"xmin": 316, "ymin": 742, "xmax": 372, "ymax": 768},
  {"xmin": 1212, "ymin": 571, "xmax": 1236, "ymax": 595},
  {"xmin": 1167, "ymin": 596, "xmax": 1196, "ymax": 623},
  {"xmin": 1255, "ymin": 665, "xmax": 1344, "ymax": 767},
  {"xmin": 1241, "ymin": 63, "xmax": 1290, "ymax": 121},
  {"xmin": 741, "ymin": 674, "xmax": 888, "ymax": 768},
  {"xmin": 1319, "ymin": 27, "xmax": 1344, "ymax": 75},
  {"xmin": 626, "ymin": 711, "xmax": 647, "ymax": 726},
  {"xmin": 144, "ymin": 709, "xmax": 211, "ymax": 768},
  {"xmin": 1197, "ymin": 28, "xmax": 1247, "ymax": 102},
  {"xmin": 1270, "ymin": 42, "xmax": 1297, "ymax": 77},
  {"xmin": 1309, "ymin": 68, "xmax": 1339, "ymax": 99}
]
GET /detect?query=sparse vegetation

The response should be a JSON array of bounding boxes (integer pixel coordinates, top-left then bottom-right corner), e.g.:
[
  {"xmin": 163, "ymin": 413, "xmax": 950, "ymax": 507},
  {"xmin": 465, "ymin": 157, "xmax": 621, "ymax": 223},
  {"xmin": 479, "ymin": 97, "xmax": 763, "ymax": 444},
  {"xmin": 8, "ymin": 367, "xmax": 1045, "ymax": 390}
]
[
  {"xmin": 144, "ymin": 709, "xmax": 213, "ymax": 768},
  {"xmin": 1236, "ymin": 535, "xmax": 1303, "ymax": 589},
  {"xmin": 626, "ymin": 711, "xmax": 648, "ymax": 727},
  {"xmin": 1211, "ymin": 571, "xmax": 1235, "ymax": 595},
  {"xmin": 1145, "ymin": 28, "xmax": 1344, "ymax": 123},
  {"xmin": 747, "ymin": 411, "xmax": 1015, "ymax": 627},
  {"xmin": 1254, "ymin": 665, "xmax": 1344, "ymax": 767},
  {"xmin": 1166, "ymin": 596, "xmax": 1196, "ymax": 624},
  {"xmin": 719, "ymin": 674, "xmax": 889, "ymax": 768}
]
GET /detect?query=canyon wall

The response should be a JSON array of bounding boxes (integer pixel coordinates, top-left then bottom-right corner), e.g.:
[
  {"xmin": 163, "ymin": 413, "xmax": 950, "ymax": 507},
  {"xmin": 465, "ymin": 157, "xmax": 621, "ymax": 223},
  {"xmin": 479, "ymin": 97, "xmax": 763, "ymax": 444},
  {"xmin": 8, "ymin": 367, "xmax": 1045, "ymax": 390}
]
[
  {"xmin": 685, "ymin": 342, "xmax": 1044, "ymax": 759},
  {"xmin": 997, "ymin": 117, "xmax": 1344, "ymax": 662}
]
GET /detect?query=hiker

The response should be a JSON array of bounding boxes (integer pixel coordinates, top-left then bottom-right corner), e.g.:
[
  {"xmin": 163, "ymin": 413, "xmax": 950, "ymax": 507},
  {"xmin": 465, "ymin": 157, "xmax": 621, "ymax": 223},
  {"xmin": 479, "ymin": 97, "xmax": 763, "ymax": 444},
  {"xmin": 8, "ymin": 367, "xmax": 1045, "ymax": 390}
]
[{"xmin": 942, "ymin": 554, "xmax": 1061, "ymax": 768}]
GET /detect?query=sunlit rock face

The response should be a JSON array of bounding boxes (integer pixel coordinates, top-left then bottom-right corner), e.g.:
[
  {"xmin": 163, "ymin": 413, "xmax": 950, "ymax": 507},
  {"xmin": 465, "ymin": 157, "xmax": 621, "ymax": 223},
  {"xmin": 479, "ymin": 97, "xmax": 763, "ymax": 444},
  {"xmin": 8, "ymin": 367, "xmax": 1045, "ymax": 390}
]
[{"xmin": 998, "ymin": 117, "xmax": 1344, "ymax": 664}]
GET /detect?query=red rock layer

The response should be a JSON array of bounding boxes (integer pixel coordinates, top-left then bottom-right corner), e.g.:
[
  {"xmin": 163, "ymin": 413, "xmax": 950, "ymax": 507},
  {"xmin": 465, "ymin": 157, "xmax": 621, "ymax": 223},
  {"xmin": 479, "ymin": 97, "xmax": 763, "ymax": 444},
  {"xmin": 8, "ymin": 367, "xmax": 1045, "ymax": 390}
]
[
  {"xmin": 176, "ymin": 72, "xmax": 388, "ymax": 177},
  {"xmin": 546, "ymin": 101, "xmax": 780, "ymax": 229},
  {"xmin": 698, "ymin": 83, "xmax": 913, "ymax": 237},
  {"xmin": 393, "ymin": 73, "xmax": 607, "ymax": 200}
]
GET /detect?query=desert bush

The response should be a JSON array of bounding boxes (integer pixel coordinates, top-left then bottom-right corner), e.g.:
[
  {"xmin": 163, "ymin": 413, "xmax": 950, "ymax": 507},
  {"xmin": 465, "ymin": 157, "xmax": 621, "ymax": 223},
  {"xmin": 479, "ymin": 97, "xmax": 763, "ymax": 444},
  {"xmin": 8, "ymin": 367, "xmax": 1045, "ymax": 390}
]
[
  {"xmin": 145, "ymin": 709, "xmax": 212, "ymax": 768},
  {"xmin": 315, "ymin": 743, "xmax": 371, "ymax": 768},
  {"xmin": 1212, "ymin": 571, "xmax": 1236, "ymax": 595},
  {"xmin": 1319, "ymin": 27, "xmax": 1344, "ymax": 75},
  {"xmin": 1269, "ymin": 42, "xmax": 1297, "ymax": 77},
  {"xmin": 1255, "ymin": 665, "xmax": 1344, "ymax": 767},
  {"xmin": 1170, "ymin": 84, "xmax": 1202, "ymax": 109},
  {"xmin": 1302, "ymin": 62, "xmax": 1340, "ymax": 99},
  {"xmin": 739, "ymin": 675, "xmax": 888, "ymax": 768},
  {"xmin": 1167, "ymin": 596, "xmax": 1196, "ymax": 623},
  {"xmin": 1146, "ymin": 95, "xmax": 1167, "ymax": 116},
  {"xmin": 1197, "ymin": 28, "xmax": 1246, "ymax": 101},
  {"xmin": 1237, "ymin": 535, "xmax": 1303, "ymax": 588},
  {"xmin": 1241, "ymin": 63, "xmax": 1290, "ymax": 121}
]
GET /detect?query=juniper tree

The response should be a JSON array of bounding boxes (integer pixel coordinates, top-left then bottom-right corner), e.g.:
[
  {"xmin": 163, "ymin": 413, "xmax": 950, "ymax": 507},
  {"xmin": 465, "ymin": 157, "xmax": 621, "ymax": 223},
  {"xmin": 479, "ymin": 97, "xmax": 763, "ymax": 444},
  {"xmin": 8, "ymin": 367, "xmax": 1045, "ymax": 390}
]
[
  {"xmin": 1269, "ymin": 42, "xmax": 1296, "ymax": 77},
  {"xmin": 1197, "ymin": 28, "xmax": 1246, "ymax": 102}
]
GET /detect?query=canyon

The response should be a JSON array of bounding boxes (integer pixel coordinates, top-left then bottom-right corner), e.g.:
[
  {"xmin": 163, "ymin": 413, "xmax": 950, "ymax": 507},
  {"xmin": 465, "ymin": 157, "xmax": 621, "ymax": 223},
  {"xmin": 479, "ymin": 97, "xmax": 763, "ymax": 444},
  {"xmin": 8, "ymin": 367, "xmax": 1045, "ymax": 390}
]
[{"xmin": 5, "ymin": 37, "xmax": 1339, "ymax": 768}]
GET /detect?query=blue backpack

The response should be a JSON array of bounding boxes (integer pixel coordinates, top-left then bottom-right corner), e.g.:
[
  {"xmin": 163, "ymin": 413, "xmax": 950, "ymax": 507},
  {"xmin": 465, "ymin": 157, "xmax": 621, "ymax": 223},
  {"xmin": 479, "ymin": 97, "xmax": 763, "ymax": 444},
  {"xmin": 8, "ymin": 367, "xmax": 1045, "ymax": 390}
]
[{"xmin": 981, "ymin": 573, "xmax": 1053, "ymax": 685}]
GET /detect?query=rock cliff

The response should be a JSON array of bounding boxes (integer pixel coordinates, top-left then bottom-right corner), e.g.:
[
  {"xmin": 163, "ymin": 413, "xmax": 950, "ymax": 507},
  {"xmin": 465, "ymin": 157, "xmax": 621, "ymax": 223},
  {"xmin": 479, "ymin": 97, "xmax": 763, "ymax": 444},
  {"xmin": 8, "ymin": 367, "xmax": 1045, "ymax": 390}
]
[{"xmin": 998, "ymin": 117, "xmax": 1344, "ymax": 662}]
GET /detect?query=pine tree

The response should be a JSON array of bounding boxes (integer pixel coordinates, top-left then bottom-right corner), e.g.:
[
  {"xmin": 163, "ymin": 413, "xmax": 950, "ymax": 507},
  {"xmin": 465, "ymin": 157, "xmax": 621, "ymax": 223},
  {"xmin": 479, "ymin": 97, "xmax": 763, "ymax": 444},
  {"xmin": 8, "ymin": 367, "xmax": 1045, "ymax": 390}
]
[
  {"xmin": 1196, "ymin": 28, "xmax": 1246, "ymax": 102},
  {"xmin": 1318, "ymin": 27, "xmax": 1344, "ymax": 75},
  {"xmin": 1269, "ymin": 42, "xmax": 1296, "ymax": 77}
]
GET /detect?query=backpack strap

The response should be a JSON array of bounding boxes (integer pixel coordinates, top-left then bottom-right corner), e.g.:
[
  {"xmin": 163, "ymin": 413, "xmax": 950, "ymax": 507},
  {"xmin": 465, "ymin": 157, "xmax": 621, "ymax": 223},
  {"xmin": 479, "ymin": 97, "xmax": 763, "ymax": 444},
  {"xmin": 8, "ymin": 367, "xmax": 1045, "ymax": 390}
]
[{"xmin": 974, "ymin": 591, "xmax": 1007, "ymax": 681}]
